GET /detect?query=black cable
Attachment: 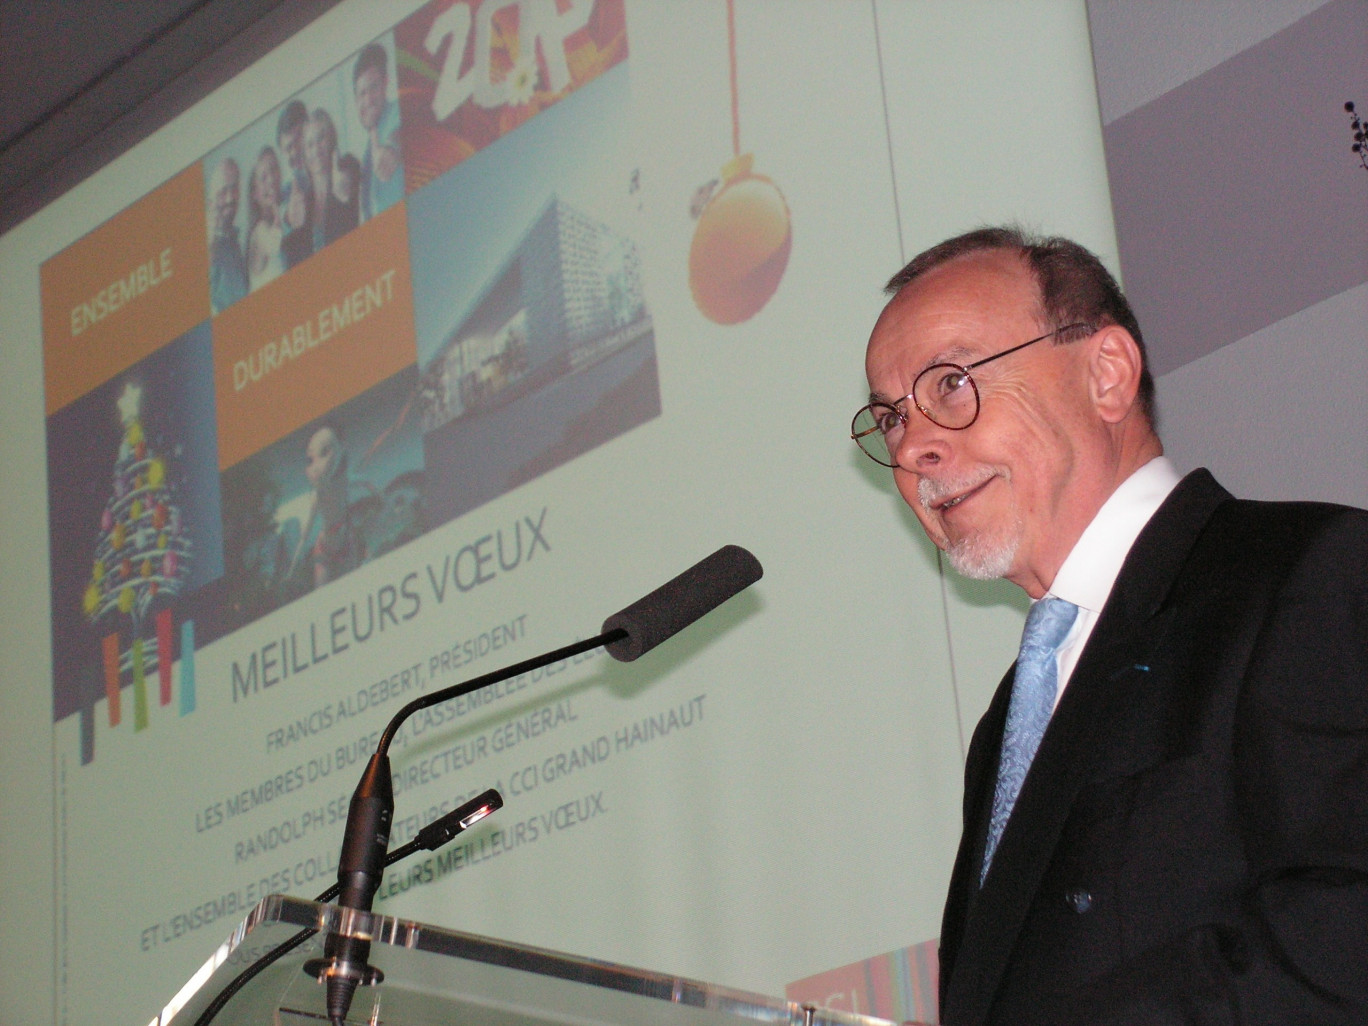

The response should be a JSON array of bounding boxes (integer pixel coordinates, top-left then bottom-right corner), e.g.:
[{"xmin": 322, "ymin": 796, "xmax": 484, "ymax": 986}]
[{"xmin": 188, "ymin": 891, "xmax": 335, "ymax": 1026}]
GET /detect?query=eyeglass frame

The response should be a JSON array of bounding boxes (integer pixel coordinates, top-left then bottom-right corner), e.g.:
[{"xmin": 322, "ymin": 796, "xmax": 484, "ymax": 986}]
[{"xmin": 851, "ymin": 322, "xmax": 1093, "ymax": 468}]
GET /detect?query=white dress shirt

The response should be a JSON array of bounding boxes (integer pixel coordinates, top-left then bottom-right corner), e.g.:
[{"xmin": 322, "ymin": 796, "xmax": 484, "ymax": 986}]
[{"xmin": 1042, "ymin": 456, "xmax": 1182, "ymax": 705}]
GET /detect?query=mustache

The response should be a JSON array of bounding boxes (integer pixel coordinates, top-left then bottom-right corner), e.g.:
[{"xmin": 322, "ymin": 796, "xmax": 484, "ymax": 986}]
[{"xmin": 917, "ymin": 469, "xmax": 999, "ymax": 511}]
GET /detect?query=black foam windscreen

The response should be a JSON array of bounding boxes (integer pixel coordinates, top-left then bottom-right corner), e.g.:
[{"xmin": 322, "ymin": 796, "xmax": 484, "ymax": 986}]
[{"xmin": 601, "ymin": 545, "xmax": 762, "ymax": 662}]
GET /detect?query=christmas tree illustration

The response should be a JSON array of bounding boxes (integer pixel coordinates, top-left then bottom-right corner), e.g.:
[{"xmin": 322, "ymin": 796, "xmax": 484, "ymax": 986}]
[{"xmin": 81, "ymin": 381, "xmax": 194, "ymax": 731}]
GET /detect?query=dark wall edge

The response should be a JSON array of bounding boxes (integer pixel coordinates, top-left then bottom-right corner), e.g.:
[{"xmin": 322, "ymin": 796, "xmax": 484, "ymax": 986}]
[{"xmin": 0, "ymin": 0, "xmax": 345, "ymax": 239}]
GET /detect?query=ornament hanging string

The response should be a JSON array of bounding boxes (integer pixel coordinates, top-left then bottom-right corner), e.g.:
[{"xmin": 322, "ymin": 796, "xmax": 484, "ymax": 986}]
[{"xmin": 727, "ymin": 0, "xmax": 740, "ymax": 157}]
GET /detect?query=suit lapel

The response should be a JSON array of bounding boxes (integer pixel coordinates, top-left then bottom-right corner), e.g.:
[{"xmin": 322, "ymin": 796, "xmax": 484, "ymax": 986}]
[{"xmin": 940, "ymin": 470, "xmax": 1231, "ymax": 1025}]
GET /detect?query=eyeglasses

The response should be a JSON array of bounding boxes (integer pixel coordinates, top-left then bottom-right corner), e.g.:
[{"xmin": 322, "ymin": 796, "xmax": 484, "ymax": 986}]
[{"xmin": 851, "ymin": 323, "xmax": 1091, "ymax": 468}]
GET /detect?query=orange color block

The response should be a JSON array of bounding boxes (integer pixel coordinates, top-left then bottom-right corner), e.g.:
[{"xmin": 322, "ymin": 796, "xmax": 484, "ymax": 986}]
[
  {"xmin": 211, "ymin": 203, "xmax": 417, "ymax": 469},
  {"xmin": 41, "ymin": 165, "xmax": 211, "ymax": 415}
]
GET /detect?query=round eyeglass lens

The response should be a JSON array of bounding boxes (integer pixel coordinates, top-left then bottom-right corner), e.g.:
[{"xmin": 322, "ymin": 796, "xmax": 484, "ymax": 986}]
[
  {"xmin": 851, "ymin": 403, "xmax": 901, "ymax": 467},
  {"xmin": 912, "ymin": 364, "xmax": 979, "ymax": 429}
]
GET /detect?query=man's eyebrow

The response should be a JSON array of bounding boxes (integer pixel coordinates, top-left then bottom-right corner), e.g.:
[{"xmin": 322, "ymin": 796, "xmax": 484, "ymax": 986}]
[
  {"xmin": 869, "ymin": 345, "xmax": 977, "ymax": 404},
  {"xmin": 868, "ymin": 388, "xmax": 904, "ymax": 405},
  {"xmin": 930, "ymin": 344, "xmax": 976, "ymax": 367}
]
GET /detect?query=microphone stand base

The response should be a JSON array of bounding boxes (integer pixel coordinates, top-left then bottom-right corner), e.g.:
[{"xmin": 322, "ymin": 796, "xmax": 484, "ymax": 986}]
[{"xmin": 302, "ymin": 957, "xmax": 385, "ymax": 987}]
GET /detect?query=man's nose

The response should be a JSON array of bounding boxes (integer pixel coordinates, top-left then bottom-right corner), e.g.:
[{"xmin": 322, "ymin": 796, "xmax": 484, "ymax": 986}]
[{"xmin": 893, "ymin": 411, "xmax": 951, "ymax": 470}]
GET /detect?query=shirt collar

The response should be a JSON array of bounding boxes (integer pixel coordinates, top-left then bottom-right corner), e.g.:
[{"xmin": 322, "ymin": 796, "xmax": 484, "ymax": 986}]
[{"xmin": 1047, "ymin": 456, "xmax": 1181, "ymax": 614}]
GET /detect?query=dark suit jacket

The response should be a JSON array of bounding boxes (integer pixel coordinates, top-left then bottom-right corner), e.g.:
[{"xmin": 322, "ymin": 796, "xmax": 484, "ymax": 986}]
[{"xmin": 939, "ymin": 469, "xmax": 1368, "ymax": 1025}]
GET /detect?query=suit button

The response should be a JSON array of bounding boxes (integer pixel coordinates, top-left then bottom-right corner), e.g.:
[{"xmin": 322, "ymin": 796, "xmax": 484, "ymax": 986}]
[{"xmin": 1065, "ymin": 888, "xmax": 1093, "ymax": 913}]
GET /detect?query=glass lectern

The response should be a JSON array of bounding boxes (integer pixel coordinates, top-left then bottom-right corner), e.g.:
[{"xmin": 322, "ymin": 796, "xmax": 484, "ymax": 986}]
[{"xmin": 152, "ymin": 895, "xmax": 913, "ymax": 1026}]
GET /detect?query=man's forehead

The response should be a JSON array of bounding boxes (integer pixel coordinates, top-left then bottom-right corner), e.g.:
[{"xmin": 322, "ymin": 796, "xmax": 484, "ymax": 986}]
[
  {"xmin": 870, "ymin": 256, "xmax": 1040, "ymax": 360},
  {"xmin": 895, "ymin": 250, "xmax": 1036, "ymax": 316}
]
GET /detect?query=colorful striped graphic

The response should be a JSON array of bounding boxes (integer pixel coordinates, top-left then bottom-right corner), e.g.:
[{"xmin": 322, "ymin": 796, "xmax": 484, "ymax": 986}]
[
  {"xmin": 785, "ymin": 939, "xmax": 939, "ymax": 1025},
  {"xmin": 179, "ymin": 619, "xmax": 196, "ymax": 715},
  {"xmin": 156, "ymin": 608, "xmax": 173, "ymax": 706}
]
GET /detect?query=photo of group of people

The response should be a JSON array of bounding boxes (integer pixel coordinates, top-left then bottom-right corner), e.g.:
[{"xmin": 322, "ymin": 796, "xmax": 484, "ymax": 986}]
[{"xmin": 203, "ymin": 33, "xmax": 405, "ymax": 314}]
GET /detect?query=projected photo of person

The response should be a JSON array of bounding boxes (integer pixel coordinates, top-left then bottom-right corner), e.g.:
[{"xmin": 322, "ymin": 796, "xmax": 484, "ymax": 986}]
[
  {"xmin": 352, "ymin": 41, "xmax": 404, "ymax": 220},
  {"xmin": 207, "ymin": 157, "xmax": 248, "ymax": 314},
  {"xmin": 289, "ymin": 421, "xmax": 362, "ymax": 588},
  {"xmin": 219, "ymin": 368, "xmax": 424, "ymax": 623},
  {"xmin": 335, "ymin": 151, "xmax": 363, "ymax": 226},
  {"xmin": 276, "ymin": 99, "xmax": 313, "ymax": 269},
  {"xmin": 281, "ymin": 107, "xmax": 359, "ymax": 267},
  {"xmin": 246, "ymin": 146, "xmax": 286, "ymax": 290}
]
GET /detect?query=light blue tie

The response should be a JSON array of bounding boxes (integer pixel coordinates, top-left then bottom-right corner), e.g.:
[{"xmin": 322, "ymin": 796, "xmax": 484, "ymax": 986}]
[{"xmin": 981, "ymin": 596, "xmax": 1079, "ymax": 883}]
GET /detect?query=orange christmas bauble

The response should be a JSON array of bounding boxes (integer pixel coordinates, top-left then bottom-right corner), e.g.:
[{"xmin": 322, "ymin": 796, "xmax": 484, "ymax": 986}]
[{"xmin": 689, "ymin": 154, "xmax": 792, "ymax": 325}]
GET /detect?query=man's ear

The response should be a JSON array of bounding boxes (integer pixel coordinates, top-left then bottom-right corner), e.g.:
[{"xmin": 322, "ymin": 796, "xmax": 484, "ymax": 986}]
[{"xmin": 1089, "ymin": 325, "xmax": 1144, "ymax": 423}]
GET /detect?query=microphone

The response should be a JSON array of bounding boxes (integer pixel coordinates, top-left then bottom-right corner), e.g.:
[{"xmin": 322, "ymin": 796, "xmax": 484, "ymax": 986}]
[
  {"xmin": 319, "ymin": 787, "xmax": 505, "ymax": 1023},
  {"xmin": 601, "ymin": 545, "xmax": 763, "ymax": 661},
  {"xmin": 320, "ymin": 544, "xmax": 761, "ymax": 1023},
  {"xmin": 321, "ymin": 753, "xmax": 392, "ymax": 1024}
]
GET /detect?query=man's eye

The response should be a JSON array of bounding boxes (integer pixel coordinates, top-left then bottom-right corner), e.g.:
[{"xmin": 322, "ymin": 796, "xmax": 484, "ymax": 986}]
[
  {"xmin": 875, "ymin": 407, "xmax": 903, "ymax": 434},
  {"xmin": 932, "ymin": 370, "xmax": 969, "ymax": 398}
]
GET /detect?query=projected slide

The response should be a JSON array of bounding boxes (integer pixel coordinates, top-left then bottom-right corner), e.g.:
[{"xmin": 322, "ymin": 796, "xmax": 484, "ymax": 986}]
[
  {"xmin": 11, "ymin": 4, "xmax": 1124, "ymax": 1025},
  {"xmin": 41, "ymin": 3, "xmax": 648, "ymax": 766}
]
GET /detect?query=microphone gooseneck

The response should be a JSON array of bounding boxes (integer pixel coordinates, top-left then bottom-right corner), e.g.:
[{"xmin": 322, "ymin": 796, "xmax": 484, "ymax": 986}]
[{"xmin": 323, "ymin": 544, "xmax": 762, "ymax": 1023}]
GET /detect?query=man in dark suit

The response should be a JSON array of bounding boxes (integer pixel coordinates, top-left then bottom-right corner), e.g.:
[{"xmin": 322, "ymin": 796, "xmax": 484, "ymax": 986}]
[{"xmin": 853, "ymin": 227, "xmax": 1368, "ymax": 1024}]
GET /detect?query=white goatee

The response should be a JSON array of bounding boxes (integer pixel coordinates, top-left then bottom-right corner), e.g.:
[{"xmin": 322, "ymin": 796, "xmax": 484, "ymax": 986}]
[{"xmin": 918, "ymin": 472, "xmax": 1020, "ymax": 580}]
